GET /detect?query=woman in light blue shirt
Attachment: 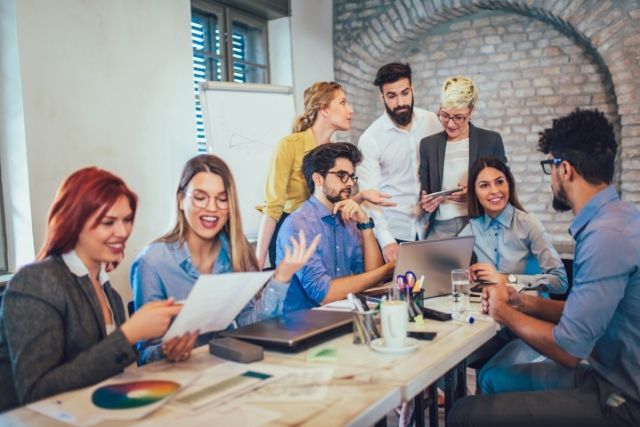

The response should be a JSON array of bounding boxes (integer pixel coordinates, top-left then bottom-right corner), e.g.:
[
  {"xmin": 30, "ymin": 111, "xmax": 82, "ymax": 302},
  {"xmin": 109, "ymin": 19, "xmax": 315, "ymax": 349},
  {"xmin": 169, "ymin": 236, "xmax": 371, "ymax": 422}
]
[
  {"xmin": 131, "ymin": 155, "xmax": 319, "ymax": 364},
  {"xmin": 459, "ymin": 156, "xmax": 568, "ymax": 294}
]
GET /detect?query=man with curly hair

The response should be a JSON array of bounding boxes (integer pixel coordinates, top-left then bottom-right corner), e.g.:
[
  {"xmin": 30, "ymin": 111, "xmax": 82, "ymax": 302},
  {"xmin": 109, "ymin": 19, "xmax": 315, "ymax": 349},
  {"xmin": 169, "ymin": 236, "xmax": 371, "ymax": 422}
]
[{"xmin": 448, "ymin": 109, "xmax": 640, "ymax": 427}]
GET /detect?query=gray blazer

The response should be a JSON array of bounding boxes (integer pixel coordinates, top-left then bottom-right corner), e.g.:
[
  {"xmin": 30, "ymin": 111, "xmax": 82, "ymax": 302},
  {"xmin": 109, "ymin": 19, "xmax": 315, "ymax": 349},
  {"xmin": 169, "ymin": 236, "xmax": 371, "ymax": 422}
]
[
  {"xmin": 418, "ymin": 122, "xmax": 507, "ymax": 229},
  {"xmin": 0, "ymin": 256, "xmax": 137, "ymax": 412}
]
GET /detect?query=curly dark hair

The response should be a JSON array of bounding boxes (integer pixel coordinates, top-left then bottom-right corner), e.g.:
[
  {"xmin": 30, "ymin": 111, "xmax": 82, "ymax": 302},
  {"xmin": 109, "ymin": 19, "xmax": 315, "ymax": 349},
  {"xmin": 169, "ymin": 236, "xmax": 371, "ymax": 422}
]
[
  {"xmin": 303, "ymin": 142, "xmax": 363, "ymax": 194},
  {"xmin": 373, "ymin": 62, "xmax": 412, "ymax": 90},
  {"xmin": 538, "ymin": 108, "xmax": 616, "ymax": 185}
]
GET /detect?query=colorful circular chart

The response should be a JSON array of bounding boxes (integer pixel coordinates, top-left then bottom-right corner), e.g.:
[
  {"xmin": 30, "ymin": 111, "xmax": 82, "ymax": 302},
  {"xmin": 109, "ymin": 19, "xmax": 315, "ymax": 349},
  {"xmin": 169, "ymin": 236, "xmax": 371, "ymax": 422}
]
[{"xmin": 91, "ymin": 380, "xmax": 180, "ymax": 410}]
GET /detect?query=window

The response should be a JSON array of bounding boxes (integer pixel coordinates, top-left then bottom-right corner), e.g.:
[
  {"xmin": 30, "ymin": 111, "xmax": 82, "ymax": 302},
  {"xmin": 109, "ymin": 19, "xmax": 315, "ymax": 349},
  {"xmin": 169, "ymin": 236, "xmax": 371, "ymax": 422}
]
[
  {"xmin": 0, "ymin": 168, "xmax": 7, "ymax": 274},
  {"xmin": 191, "ymin": 0, "xmax": 269, "ymax": 152}
]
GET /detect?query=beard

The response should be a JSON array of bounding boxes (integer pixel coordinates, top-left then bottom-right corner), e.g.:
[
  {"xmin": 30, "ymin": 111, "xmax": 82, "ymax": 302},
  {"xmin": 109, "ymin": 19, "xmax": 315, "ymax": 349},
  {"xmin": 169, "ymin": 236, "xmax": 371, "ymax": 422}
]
[
  {"xmin": 552, "ymin": 183, "xmax": 571, "ymax": 212},
  {"xmin": 385, "ymin": 98, "xmax": 414, "ymax": 127},
  {"xmin": 325, "ymin": 186, "xmax": 351, "ymax": 204}
]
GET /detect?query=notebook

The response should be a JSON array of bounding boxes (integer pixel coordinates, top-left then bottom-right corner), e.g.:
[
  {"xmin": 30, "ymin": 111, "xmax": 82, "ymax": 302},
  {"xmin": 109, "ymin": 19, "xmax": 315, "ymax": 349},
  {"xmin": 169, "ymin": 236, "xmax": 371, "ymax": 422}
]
[
  {"xmin": 220, "ymin": 309, "xmax": 353, "ymax": 352},
  {"xmin": 366, "ymin": 235, "xmax": 475, "ymax": 298}
]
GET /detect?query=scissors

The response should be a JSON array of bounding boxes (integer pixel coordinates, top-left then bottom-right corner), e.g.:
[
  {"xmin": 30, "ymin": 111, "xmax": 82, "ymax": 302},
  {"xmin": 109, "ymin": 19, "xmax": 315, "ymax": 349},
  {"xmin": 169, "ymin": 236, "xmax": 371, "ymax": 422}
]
[{"xmin": 404, "ymin": 271, "xmax": 417, "ymax": 294}]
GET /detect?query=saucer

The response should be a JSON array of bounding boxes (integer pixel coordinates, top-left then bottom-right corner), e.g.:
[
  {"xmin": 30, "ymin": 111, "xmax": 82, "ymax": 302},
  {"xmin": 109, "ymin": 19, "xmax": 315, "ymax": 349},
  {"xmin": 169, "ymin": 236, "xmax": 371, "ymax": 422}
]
[{"xmin": 369, "ymin": 337, "xmax": 418, "ymax": 354}]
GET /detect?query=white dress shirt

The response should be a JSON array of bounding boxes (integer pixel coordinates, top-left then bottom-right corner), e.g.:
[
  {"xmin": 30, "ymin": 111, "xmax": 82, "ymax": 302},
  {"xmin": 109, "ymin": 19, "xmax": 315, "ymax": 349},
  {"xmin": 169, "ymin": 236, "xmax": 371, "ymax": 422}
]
[{"xmin": 358, "ymin": 107, "xmax": 440, "ymax": 248}]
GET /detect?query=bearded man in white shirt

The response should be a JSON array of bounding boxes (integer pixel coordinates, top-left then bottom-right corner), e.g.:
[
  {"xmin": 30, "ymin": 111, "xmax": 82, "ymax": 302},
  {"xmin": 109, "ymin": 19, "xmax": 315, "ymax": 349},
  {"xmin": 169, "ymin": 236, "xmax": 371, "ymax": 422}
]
[{"xmin": 357, "ymin": 63, "xmax": 440, "ymax": 262}]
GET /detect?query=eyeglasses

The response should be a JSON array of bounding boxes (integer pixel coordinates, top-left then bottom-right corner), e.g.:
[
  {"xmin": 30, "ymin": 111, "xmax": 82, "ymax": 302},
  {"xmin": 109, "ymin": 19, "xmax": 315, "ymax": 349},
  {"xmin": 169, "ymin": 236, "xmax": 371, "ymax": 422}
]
[
  {"xmin": 437, "ymin": 111, "xmax": 469, "ymax": 125},
  {"xmin": 184, "ymin": 190, "xmax": 229, "ymax": 210},
  {"xmin": 327, "ymin": 170, "xmax": 358, "ymax": 184},
  {"xmin": 540, "ymin": 158, "xmax": 563, "ymax": 175}
]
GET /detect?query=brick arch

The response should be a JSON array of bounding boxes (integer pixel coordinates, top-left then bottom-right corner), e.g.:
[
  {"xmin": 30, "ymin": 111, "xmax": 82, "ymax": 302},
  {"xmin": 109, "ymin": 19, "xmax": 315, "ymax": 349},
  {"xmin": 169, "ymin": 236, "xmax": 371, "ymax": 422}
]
[{"xmin": 335, "ymin": 0, "xmax": 640, "ymax": 204}]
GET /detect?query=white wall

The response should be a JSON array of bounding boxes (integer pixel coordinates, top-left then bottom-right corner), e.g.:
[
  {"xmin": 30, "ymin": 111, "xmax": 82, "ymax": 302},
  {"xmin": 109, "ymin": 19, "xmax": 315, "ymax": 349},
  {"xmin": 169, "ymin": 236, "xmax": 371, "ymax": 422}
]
[
  {"xmin": 14, "ymin": 0, "xmax": 197, "ymax": 298},
  {"xmin": 0, "ymin": 0, "xmax": 34, "ymax": 272},
  {"xmin": 290, "ymin": 0, "xmax": 334, "ymax": 113},
  {"xmin": 4, "ymin": 0, "xmax": 335, "ymax": 299}
]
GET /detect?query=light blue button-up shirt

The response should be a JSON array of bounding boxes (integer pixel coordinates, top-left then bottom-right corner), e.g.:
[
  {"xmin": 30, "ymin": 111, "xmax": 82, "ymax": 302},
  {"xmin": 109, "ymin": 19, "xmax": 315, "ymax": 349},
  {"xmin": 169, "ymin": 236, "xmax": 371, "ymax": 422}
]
[
  {"xmin": 553, "ymin": 186, "xmax": 640, "ymax": 401},
  {"xmin": 458, "ymin": 203, "xmax": 568, "ymax": 293},
  {"xmin": 130, "ymin": 233, "xmax": 288, "ymax": 364},
  {"xmin": 277, "ymin": 195, "xmax": 364, "ymax": 312}
]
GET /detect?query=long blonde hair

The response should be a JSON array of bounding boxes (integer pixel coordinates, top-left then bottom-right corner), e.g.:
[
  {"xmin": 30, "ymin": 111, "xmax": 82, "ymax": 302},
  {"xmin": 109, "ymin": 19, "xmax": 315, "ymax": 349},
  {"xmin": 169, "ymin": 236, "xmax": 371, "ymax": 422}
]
[
  {"xmin": 292, "ymin": 81, "xmax": 343, "ymax": 133},
  {"xmin": 158, "ymin": 154, "xmax": 258, "ymax": 272},
  {"xmin": 441, "ymin": 76, "xmax": 478, "ymax": 110}
]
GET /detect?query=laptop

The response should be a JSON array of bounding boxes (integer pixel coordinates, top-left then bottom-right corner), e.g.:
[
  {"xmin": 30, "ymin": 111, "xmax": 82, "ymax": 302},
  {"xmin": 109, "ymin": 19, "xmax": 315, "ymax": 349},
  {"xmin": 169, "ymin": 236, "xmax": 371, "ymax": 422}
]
[
  {"xmin": 375, "ymin": 235, "xmax": 476, "ymax": 298},
  {"xmin": 220, "ymin": 309, "xmax": 353, "ymax": 352}
]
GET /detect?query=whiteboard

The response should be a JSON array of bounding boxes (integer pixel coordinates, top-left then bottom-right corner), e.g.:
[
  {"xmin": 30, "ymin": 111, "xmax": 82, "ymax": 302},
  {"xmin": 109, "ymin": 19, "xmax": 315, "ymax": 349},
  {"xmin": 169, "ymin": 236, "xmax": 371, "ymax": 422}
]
[{"xmin": 199, "ymin": 81, "xmax": 296, "ymax": 240}]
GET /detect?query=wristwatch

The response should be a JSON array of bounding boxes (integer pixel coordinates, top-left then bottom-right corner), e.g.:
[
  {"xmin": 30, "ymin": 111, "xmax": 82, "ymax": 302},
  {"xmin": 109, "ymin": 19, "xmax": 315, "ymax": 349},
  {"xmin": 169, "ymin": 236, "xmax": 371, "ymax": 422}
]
[
  {"xmin": 356, "ymin": 218, "xmax": 375, "ymax": 230},
  {"xmin": 507, "ymin": 274, "xmax": 518, "ymax": 285}
]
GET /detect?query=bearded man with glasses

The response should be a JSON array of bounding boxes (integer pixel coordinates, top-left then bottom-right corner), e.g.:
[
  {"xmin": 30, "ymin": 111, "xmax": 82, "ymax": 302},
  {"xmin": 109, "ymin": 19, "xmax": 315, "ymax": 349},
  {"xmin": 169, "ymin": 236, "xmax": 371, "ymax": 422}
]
[
  {"xmin": 277, "ymin": 143, "xmax": 395, "ymax": 312},
  {"xmin": 418, "ymin": 76, "xmax": 507, "ymax": 240}
]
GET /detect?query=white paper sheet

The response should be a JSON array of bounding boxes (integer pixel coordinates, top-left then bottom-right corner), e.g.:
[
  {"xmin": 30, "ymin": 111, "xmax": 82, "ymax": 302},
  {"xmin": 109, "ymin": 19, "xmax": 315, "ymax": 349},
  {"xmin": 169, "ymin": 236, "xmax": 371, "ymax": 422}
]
[
  {"xmin": 169, "ymin": 362, "xmax": 281, "ymax": 411},
  {"xmin": 246, "ymin": 365, "xmax": 334, "ymax": 402},
  {"xmin": 163, "ymin": 271, "xmax": 273, "ymax": 342}
]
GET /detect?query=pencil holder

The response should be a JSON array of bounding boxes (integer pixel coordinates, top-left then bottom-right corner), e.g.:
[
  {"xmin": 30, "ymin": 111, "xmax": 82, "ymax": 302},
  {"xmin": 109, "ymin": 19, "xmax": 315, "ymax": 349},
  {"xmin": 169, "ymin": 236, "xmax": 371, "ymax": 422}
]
[
  {"xmin": 406, "ymin": 290, "xmax": 425, "ymax": 322},
  {"xmin": 352, "ymin": 310, "xmax": 380, "ymax": 345}
]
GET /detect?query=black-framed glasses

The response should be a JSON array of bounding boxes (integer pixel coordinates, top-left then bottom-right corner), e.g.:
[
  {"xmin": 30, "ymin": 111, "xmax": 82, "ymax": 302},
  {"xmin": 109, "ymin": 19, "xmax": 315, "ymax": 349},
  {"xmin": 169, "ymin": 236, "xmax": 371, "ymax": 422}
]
[
  {"xmin": 327, "ymin": 170, "xmax": 358, "ymax": 184},
  {"xmin": 437, "ymin": 111, "xmax": 469, "ymax": 125},
  {"xmin": 540, "ymin": 158, "xmax": 563, "ymax": 175}
]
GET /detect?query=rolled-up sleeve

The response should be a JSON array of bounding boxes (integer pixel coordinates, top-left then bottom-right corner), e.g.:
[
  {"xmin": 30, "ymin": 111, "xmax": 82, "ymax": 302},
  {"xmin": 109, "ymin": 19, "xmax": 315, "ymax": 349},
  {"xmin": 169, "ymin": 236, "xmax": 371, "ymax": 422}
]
[
  {"xmin": 553, "ymin": 228, "xmax": 631, "ymax": 357},
  {"xmin": 523, "ymin": 216, "xmax": 568, "ymax": 293}
]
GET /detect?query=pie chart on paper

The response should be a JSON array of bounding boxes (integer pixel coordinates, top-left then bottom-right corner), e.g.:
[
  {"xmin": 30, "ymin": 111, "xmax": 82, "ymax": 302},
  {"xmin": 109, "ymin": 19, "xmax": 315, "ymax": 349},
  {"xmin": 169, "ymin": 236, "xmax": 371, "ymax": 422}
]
[{"xmin": 91, "ymin": 380, "xmax": 180, "ymax": 409}]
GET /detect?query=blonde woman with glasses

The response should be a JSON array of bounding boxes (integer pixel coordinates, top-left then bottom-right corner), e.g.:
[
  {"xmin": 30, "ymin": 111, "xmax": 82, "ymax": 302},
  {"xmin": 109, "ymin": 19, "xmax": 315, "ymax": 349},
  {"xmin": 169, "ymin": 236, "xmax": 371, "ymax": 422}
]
[
  {"xmin": 419, "ymin": 76, "xmax": 507, "ymax": 239},
  {"xmin": 131, "ymin": 155, "xmax": 319, "ymax": 365}
]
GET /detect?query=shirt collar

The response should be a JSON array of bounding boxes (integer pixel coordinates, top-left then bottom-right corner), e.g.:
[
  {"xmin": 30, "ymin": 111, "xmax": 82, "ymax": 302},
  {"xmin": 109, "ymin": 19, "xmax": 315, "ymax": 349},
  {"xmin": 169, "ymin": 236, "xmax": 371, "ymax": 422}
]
[
  {"xmin": 61, "ymin": 250, "xmax": 110, "ymax": 285},
  {"xmin": 481, "ymin": 203, "xmax": 514, "ymax": 232},
  {"xmin": 308, "ymin": 195, "xmax": 344, "ymax": 227},
  {"xmin": 174, "ymin": 233, "xmax": 232, "ymax": 276},
  {"xmin": 569, "ymin": 185, "xmax": 619, "ymax": 239}
]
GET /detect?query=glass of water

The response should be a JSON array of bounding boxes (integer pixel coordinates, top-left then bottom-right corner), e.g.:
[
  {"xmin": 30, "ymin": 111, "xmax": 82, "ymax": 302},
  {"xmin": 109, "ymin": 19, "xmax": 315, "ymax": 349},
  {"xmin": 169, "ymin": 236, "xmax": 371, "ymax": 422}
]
[{"xmin": 451, "ymin": 268, "xmax": 471, "ymax": 319}]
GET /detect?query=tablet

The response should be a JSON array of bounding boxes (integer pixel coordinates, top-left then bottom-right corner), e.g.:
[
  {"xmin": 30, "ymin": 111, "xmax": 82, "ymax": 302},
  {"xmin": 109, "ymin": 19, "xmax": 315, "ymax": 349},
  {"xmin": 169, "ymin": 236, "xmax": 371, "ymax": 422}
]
[{"xmin": 426, "ymin": 187, "xmax": 463, "ymax": 198}]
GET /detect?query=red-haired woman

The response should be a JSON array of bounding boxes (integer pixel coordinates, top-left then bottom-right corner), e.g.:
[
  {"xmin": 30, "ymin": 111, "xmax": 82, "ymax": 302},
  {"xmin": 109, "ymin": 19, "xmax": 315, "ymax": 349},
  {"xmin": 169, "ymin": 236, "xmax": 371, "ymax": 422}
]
[{"xmin": 0, "ymin": 167, "xmax": 182, "ymax": 412}]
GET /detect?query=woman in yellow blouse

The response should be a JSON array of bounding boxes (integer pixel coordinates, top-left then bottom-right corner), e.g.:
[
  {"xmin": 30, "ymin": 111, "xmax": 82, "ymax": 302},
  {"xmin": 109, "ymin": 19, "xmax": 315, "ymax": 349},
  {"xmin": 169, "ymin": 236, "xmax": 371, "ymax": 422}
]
[
  {"xmin": 256, "ymin": 82, "xmax": 352, "ymax": 268},
  {"xmin": 255, "ymin": 81, "xmax": 358, "ymax": 268}
]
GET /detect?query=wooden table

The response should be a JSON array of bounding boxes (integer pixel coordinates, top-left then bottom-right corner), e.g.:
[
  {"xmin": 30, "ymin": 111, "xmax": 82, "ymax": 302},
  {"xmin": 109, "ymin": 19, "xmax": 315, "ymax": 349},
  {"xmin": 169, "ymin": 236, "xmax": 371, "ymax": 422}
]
[{"xmin": 0, "ymin": 297, "xmax": 496, "ymax": 427}]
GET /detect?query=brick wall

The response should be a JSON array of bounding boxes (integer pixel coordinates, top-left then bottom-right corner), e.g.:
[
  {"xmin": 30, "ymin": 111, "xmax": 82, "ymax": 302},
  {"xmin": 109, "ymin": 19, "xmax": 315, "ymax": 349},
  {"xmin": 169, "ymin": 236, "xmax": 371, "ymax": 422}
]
[{"xmin": 334, "ymin": 0, "xmax": 640, "ymax": 248}]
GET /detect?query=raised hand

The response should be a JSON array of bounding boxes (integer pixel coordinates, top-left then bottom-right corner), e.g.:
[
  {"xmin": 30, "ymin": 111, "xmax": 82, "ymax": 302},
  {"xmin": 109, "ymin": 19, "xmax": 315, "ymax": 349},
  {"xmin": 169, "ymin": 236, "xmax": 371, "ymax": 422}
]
[
  {"xmin": 273, "ymin": 230, "xmax": 321, "ymax": 283},
  {"xmin": 353, "ymin": 189, "xmax": 397, "ymax": 207}
]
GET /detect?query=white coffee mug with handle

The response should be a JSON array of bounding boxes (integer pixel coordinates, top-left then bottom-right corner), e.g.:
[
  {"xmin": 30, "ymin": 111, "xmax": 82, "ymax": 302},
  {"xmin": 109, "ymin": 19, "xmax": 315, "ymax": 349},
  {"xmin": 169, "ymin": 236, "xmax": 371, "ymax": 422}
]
[{"xmin": 380, "ymin": 300, "xmax": 408, "ymax": 348}]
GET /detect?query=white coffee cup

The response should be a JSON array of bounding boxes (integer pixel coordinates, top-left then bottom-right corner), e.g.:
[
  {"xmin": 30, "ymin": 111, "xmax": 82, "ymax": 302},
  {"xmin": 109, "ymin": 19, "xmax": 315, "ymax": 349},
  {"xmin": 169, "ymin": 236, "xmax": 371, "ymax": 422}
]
[{"xmin": 380, "ymin": 300, "xmax": 408, "ymax": 348}]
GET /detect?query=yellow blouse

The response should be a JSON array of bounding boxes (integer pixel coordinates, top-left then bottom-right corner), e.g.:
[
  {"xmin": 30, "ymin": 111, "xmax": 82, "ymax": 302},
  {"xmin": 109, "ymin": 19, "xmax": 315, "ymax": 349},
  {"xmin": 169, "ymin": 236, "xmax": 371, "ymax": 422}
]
[{"xmin": 258, "ymin": 128, "xmax": 316, "ymax": 220}]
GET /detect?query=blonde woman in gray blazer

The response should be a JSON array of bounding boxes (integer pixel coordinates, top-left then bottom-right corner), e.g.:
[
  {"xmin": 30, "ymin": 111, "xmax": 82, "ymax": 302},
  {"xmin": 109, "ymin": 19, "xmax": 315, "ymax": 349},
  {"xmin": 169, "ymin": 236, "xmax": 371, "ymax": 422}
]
[{"xmin": 419, "ymin": 76, "xmax": 507, "ymax": 239}]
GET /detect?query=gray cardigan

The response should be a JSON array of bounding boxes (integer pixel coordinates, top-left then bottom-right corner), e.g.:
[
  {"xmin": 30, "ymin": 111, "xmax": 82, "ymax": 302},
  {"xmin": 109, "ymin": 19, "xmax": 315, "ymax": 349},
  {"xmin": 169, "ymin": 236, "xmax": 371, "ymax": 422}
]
[{"xmin": 0, "ymin": 256, "xmax": 137, "ymax": 412}]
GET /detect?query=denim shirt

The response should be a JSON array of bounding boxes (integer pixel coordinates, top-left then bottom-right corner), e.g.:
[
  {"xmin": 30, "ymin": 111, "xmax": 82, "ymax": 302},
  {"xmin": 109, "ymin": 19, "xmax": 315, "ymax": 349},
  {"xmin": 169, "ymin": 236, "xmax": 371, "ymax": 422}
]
[
  {"xmin": 277, "ymin": 196, "xmax": 364, "ymax": 312},
  {"xmin": 130, "ymin": 233, "xmax": 288, "ymax": 364},
  {"xmin": 553, "ymin": 186, "xmax": 640, "ymax": 402},
  {"xmin": 458, "ymin": 203, "xmax": 568, "ymax": 293}
]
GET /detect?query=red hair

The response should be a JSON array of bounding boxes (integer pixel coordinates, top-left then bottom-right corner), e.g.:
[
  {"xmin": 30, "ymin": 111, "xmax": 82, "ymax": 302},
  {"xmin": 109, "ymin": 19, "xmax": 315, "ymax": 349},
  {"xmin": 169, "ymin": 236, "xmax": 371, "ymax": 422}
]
[{"xmin": 37, "ymin": 167, "xmax": 138, "ymax": 259}]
